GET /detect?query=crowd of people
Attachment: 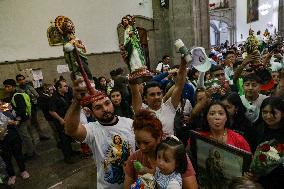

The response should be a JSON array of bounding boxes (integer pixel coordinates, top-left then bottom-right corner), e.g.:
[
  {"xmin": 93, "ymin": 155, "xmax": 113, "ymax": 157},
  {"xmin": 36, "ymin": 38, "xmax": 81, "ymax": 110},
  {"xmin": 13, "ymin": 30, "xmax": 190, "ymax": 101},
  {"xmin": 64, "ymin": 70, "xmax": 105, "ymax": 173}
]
[{"xmin": 0, "ymin": 30, "xmax": 283, "ymax": 189}]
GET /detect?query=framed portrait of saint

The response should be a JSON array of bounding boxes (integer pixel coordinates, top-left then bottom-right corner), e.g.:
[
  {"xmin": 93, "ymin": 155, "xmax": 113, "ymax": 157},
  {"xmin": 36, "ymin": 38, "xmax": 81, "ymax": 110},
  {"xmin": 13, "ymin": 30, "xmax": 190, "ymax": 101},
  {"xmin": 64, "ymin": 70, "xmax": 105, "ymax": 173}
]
[
  {"xmin": 247, "ymin": 0, "xmax": 259, "ymax": 23},
  {"xmin": 189, "ymin": 131, "xmax": 252, "ymax": 189}
]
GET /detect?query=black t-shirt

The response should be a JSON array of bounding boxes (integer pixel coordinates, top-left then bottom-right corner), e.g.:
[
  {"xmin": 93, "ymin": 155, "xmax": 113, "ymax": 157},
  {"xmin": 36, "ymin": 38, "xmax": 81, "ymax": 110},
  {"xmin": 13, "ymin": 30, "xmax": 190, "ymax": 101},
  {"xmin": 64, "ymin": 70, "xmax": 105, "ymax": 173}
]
[
  {"xmin": 38, "ymin": 93, "xmax": 53, "ymax": 121},
  {"xmin": 247, "ymin": 122, "xmax": 284, "ymax": 152},
  {"xmin": 49, "ymin": 92, "xmax": 72, "ymax": 119}
]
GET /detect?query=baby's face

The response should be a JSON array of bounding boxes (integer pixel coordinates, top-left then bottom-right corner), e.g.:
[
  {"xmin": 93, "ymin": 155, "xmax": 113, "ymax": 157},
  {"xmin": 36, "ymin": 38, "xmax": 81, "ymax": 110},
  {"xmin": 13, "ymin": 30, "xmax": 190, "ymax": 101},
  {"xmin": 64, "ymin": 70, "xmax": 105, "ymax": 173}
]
[{"xmin": 156, "ymin": 148, "xmax": 176, "ymax": 175}]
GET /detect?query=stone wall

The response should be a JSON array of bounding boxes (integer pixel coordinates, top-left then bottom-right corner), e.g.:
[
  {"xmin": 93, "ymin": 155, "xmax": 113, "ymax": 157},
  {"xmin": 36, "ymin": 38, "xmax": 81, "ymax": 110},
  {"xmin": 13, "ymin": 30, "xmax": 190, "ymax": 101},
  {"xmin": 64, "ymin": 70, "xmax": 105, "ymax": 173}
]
[
  {"xmin": 0, "ymin": 52, "xmax": 128, "ymax": 85},
  {"xmin": 0, "ymin": 0, "xmax": 211, "ymax": 85},
  {"xmin": 279, "ymin": 0, "xmax": 284, "ymax": 38},
  {"xmin": 152, "ymin": 0, "xmax": 210, "ymax": 65}
]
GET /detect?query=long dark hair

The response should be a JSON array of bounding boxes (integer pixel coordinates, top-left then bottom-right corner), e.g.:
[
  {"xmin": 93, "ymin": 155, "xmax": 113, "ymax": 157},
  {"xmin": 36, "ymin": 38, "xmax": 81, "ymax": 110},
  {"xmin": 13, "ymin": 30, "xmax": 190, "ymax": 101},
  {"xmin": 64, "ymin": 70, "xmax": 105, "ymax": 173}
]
[
  {"xmin": 203, "ymin": 101, "xmax": 230, "ymax": 132},
  {"xmin": 156, "ymin": 137, "xmax": 188, "ymax": 174},
  {"xmin": 96, "ymin": 76, "xmax": 108, "ymax": 93},
  {"xmin": 257, "ymin": 96, "xmax": 284, "ymax": 127},
  {"xmin": 222, "ymin": 92, "xmax": 251, "ymax": 133}
]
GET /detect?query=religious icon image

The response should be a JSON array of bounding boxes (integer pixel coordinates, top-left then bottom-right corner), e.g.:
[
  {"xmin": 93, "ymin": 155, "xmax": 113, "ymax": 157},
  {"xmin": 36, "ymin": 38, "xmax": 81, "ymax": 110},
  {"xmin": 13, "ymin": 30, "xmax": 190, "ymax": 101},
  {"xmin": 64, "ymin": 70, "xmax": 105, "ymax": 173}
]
[
  {"xmin": 103, "ymin": 135, "xmax": 131, "ymax": 184},
  {"xmin": 51, "ymin": 15, "xmax": 101, "ymax": 106},
  {"xmin": 54, "ymin": 16, "xmax": 94, "ymax": 84},
  {"xmin": 119, "ymin": 15, "xmax": 152, "ymax": 84},
  {"xmin": 247, "ymin": 0, "xmax": 259, "ymax": 23}
]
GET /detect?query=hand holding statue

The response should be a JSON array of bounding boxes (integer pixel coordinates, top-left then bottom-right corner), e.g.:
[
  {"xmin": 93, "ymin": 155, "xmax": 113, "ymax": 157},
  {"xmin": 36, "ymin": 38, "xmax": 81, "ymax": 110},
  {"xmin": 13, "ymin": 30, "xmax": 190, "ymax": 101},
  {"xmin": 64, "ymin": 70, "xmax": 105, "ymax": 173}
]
[{"xmin": 54, "ymin": 16, "xmax": 93, "ymax": 83}]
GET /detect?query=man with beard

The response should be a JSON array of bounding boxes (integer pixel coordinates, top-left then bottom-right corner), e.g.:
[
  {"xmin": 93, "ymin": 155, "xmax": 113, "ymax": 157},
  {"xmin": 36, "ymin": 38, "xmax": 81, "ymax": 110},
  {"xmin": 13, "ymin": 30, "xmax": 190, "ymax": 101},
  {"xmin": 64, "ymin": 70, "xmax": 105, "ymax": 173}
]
[
  {"xmin": 240, "ymin": 73, "xmax": 268, "ymax": 123},
  {"xmin": 130, "ymin": 57, "xmax": 187, "ymax": 136},
  {"xmin": 64, "ymin": 79, "xmax": 135, "ymax": 189}
]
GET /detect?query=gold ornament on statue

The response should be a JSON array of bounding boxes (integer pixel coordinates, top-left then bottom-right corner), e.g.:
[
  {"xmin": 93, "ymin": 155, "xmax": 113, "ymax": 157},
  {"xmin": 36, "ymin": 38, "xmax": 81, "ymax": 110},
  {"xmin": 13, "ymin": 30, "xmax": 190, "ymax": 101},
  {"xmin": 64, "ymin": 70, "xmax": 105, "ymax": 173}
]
[
  {"xmin": 245, "ymin": 28, "xmax": 261, "ymax": 66},
  {"xmin": 245, "ymin": 29, "xmax": 260, "ymax": 54}
]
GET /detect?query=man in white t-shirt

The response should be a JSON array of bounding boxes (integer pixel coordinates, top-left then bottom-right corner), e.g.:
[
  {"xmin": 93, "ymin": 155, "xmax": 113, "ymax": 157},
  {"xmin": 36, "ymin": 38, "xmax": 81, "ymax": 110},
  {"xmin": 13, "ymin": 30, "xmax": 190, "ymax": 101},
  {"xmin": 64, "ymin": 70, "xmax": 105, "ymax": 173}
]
[
  {"xmin": 156, "ymin": 55, "xmax": 170, "ymax": 73},
  {"xmin": 240, "ymin": 74, "xmax": 268, "ymax": 123},
  {"xmin": 130, "ymin": 57, "xmax": 188, "ymax": 136},
  {"xmin": 64, "ymin": 81, "xmax": 135, "ymax": 189}
]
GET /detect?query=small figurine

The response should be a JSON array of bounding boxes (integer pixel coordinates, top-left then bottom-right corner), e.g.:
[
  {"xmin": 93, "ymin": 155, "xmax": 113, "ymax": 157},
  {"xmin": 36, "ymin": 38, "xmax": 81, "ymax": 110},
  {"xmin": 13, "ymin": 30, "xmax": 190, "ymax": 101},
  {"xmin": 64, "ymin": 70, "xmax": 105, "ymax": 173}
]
[
  {"xmin": 120, "ymin": 15, "xmax": 152, "ymax": 84},
  {"xmin": 130, "ymin": 173, "xmax": 156, "ymax": 189},
  {"xmin": 244, "ymin": 28, "xmax": 262, "ymax": 66},
  {"xmin": 134, "ymin": 160, "xmax": 144, "ymax": 172}
]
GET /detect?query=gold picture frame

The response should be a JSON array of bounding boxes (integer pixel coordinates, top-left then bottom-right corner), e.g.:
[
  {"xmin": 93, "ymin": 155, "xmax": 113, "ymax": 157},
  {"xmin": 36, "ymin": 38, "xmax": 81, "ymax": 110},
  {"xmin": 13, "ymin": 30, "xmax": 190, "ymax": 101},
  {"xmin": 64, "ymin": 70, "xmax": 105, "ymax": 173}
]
[{"xmin": 189, "ymin": 130, "xmax": 252, "ymax": 189}]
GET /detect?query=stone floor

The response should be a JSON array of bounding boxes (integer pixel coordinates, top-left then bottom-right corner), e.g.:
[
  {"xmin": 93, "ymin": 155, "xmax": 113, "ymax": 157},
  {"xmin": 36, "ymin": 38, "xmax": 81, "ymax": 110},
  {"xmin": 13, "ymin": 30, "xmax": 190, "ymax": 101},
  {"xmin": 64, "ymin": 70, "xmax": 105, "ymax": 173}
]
[{"xmin": 9, "ymin": 111, "xmax": 97, "ymax": 189}]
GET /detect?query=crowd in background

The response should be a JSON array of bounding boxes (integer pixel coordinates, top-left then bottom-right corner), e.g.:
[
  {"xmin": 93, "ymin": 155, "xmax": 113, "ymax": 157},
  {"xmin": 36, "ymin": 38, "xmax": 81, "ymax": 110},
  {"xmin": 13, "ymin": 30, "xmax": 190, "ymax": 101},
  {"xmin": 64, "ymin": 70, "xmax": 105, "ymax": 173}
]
[{"xmin": 0, "ymin": 30, "xmax": 283, "ymax": 189}]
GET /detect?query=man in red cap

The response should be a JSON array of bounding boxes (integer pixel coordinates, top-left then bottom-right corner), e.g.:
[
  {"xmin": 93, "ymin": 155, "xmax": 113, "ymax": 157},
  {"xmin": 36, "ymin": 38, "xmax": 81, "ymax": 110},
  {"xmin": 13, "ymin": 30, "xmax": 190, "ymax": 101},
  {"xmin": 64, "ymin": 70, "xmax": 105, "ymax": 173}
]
[{"xmin": 64, "ymin": 79, "xmax": 135, "ymax": 189}]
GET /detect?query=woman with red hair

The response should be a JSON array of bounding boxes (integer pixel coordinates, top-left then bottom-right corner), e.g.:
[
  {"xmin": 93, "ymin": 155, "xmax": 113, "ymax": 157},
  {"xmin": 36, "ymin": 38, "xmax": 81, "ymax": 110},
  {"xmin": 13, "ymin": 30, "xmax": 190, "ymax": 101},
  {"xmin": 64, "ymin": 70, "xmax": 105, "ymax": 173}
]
[{"xmin": 123, "ymin": 109, "xmax": 198, "ymax": 189}]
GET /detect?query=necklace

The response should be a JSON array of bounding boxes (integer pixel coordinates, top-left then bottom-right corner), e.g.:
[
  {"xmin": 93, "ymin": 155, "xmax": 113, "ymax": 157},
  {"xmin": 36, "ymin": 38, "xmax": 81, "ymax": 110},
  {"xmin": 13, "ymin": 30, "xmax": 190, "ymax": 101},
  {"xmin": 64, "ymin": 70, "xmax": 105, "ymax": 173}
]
[{"xmin": 209, "ymin": 129, "xmax": 227, "ymax": 143}]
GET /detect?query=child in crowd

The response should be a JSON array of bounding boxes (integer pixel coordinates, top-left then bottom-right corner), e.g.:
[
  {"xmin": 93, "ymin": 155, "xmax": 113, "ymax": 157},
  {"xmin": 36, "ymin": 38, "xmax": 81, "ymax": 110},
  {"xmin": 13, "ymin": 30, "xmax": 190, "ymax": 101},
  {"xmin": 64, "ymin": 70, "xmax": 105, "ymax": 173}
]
[{"xmin": 154, "ymin": 136, "xmax": 188, "ymax": 189}]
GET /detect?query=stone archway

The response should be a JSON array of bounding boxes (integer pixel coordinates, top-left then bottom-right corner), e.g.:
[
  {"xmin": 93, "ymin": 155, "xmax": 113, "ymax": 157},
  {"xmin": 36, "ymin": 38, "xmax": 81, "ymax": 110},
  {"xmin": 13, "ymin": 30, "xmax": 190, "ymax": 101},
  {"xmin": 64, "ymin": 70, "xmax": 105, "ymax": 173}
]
[
  {"xmin": 210, "ymin": 16, "xmax": 234, "ymax": 46},
  {"xmin": 210, "ymin": 22, "xmax": 220, "ymax": 46},
  {"xmin": 210, "ymin": 19, "xmax": 231, "ymax": 46},
  {"xmin": 209, "ymin": 0, "xmax": 236, "ymax": 45}
]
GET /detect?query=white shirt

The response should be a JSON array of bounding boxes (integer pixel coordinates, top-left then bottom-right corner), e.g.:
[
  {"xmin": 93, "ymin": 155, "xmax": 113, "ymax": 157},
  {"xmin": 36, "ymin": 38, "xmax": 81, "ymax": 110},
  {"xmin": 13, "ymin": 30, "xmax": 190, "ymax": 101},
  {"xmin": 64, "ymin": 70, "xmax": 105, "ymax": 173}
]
[
  {"xmin": 83, "ymin": 117, "xmax": 135, "ymax": 189},
  {"xmin": 156, "ymin": 62, "xmax": 170, "ymax": 72},
  {"xmin": 241, "ymin": 94, "xmax": 268, "ymax": 123},
  {"xmin": 145, "ymin": 98, "xmax": 176, "ymax": 136},
  {"xmin": 154, "ymin": 168, "xmax": 182, "ymax": 189}
]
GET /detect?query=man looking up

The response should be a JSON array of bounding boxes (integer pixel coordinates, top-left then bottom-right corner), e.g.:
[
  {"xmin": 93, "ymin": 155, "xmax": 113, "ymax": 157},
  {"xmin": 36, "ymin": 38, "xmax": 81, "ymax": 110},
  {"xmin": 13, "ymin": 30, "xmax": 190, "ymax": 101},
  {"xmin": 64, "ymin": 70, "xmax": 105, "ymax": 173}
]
[{"xmin": 130, "ymin": 57, "xmax": 188, "ymax": 136}]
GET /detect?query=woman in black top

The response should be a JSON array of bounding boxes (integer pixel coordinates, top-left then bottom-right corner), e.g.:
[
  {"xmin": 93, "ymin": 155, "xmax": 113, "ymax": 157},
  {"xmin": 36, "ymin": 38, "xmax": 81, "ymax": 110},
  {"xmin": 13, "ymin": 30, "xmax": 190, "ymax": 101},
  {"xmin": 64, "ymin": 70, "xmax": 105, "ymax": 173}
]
[
  {"xmin": 248, "ymin": 97, "xmax": 284, "ymax": 189},
  {"xmin": 247, "ymin": 96, "xmax": 284, "ymax": 152},
  {"xmin": 221, "ymin": 92, "xmax": 252, "ymax": 136},
  {"xmin": 109, "ymin": 89, "xmax": 133, "ymax": 119}
]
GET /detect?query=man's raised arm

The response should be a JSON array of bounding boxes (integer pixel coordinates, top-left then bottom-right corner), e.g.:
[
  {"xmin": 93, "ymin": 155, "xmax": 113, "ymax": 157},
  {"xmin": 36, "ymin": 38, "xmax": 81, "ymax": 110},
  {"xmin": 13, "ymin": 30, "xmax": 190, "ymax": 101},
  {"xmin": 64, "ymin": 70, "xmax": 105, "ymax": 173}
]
[
  {"xmin": 64, "ymin": 79, "xmax": 87, "ymax": 142},
  {"xmin": 171, "ymin": 57, "xmax": 187, "ymax": 109},
  {"xmin": 129, "ymin": 83, "xmax": 143, "ymax": 114}
]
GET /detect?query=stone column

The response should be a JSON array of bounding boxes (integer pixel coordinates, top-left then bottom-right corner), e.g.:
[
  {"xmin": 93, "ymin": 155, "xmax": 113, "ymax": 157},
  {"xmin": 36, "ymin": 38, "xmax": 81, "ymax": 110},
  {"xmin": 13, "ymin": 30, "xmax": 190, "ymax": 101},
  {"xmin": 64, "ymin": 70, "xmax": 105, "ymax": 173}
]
[
  {"xmin": 279, "ymin": 0, "xmax": 284, "ymax": 37},
  {"xmin": 192, "ymin": 0, "xmax": 210, "ymax": 50},
  {"xmin": 152, "ymin": 0, "xmax": 210, "ymax": 66}
]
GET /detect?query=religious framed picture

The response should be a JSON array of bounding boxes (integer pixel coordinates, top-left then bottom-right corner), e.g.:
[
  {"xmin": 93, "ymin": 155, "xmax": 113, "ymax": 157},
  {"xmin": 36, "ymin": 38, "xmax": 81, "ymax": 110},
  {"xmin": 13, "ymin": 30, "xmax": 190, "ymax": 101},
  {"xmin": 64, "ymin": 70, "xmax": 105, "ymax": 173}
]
[
  {"xmin": 247, "ymin": 0, "xmax": 259, "ymax": 23},
  {"xmin": 189, "ymin": 130, "xmax": 252, "ymax": 189},
  {"xmin": 47, "ymin": 25, "xmax": 64, "ymax": 46}
]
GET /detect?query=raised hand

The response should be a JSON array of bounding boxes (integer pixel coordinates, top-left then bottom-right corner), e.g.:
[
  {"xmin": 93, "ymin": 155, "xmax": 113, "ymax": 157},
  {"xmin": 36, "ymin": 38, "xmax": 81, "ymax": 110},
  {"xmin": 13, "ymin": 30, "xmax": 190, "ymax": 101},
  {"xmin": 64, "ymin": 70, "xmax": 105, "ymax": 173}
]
[{"xmin": 72, "ymin": 78, "xmax": 88, "ymax": 102}]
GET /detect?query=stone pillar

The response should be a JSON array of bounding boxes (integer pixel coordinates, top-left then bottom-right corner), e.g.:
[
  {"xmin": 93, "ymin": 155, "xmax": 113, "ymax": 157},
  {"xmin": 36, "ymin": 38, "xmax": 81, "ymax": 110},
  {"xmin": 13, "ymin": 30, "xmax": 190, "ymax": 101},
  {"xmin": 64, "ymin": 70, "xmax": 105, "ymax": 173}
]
[
  {"xmin": 152, "ymin": 0, "xmax": 210, "ymax": 66},
  {"xmin": 279, "ymin": 0, "xmax": 284, "ymax": 37},
  {"xmin": 152, "ymin": 0, "xmax": 171, "ymax": 68},
  {"xmin": 192, "ymin": 0, "xmax": 210, "ymax": 50}
]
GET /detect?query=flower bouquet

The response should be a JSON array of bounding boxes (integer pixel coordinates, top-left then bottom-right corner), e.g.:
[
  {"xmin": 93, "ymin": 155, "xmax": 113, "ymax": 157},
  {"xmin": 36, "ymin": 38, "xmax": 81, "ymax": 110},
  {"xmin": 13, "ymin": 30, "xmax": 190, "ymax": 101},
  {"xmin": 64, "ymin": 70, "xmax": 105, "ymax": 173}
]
[{"xmin": 250, "ymin": 141, "xmax": 284, "ymax": 176}]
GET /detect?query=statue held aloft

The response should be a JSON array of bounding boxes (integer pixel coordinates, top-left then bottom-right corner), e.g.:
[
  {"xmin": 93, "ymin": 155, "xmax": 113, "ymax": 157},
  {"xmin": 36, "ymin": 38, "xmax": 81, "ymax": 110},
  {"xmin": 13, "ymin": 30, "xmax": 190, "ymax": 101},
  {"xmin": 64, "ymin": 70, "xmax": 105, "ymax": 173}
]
[
  {"xmin": 120, "ymin": 15, "xmax": 152, "ymax": 83},
  {"xmin": 54, "ymin": 16, "xmax": 94, "ymax": 83}
]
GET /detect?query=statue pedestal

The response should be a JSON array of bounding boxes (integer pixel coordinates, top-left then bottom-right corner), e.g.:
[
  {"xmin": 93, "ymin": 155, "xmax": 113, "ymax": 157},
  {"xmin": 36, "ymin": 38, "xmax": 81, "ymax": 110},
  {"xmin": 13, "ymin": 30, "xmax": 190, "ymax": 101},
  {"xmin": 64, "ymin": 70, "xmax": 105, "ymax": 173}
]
[{"xmin": 128, "ymin": 68, "xmax": 152, "ymax": 84}]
